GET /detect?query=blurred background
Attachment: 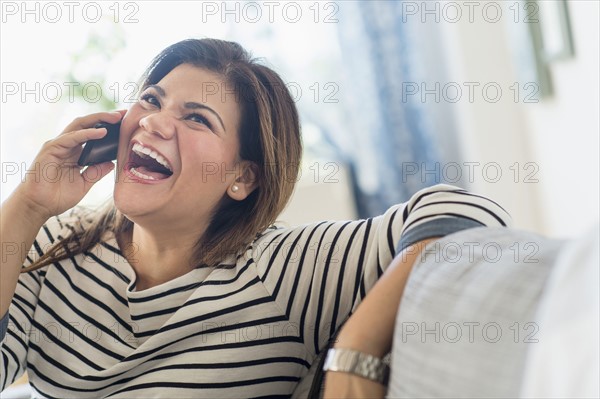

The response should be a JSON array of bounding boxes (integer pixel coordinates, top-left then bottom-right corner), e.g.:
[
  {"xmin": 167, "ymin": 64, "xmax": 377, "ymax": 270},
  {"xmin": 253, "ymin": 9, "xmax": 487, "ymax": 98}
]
[{"xmin": 1, "ymin": 0, "xmax": 598, "ymax": 238}]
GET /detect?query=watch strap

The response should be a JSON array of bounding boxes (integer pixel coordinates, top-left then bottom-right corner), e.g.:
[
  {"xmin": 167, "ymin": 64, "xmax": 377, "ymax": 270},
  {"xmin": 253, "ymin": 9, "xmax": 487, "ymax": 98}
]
[{"xmin": 323, "ymin": 348, "xmax": 390, "ymax": 386}]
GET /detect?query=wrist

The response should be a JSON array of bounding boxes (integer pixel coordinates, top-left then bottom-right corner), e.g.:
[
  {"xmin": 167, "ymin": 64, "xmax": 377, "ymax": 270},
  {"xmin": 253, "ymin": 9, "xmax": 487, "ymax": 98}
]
[
  {"xmin": 323, "ymin": 347, "xmax": 390, "ymax": 386},
  {"xmin": 4, "ymin": 191, "xmax": 50, "ymax": 227},
  {"xmin": 334, "ymin": 320, "xmax": 390, "ymax": 358}
]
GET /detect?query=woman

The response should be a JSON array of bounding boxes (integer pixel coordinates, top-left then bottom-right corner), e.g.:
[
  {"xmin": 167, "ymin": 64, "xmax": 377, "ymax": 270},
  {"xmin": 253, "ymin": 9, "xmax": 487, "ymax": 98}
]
[{"xmin": 0, "ymin": 38, "xmax": 510, "ymax": 398}]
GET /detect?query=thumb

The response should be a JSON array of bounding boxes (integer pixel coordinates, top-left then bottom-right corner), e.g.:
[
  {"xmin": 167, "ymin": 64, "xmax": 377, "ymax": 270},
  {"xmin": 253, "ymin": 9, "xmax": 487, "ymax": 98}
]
[{"xmin": 81, "ymin": 162, "xmax": 115, "ymax": 192}]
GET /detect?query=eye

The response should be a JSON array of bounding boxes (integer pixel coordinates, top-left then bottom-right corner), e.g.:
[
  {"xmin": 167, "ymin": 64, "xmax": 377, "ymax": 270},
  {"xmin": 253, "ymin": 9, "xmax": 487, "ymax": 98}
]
[
  {"xmin": 186, "ymin": 113, "xmax": 213, "ymax": 130},
  {"xmin": 140, "ymin": 93, "xmax": 160, "ymax": 108}
]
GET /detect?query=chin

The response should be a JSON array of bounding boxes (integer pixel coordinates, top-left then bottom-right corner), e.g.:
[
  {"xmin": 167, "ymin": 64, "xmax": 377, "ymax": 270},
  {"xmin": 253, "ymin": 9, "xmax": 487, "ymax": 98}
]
[{"xmin": 113, "ymin": 188, "xmax": 156, "ymax": 220}]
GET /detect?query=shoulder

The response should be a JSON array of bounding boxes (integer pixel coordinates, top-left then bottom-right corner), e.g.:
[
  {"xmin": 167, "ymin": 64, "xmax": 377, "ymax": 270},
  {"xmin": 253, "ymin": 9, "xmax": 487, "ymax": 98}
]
[{"xmin": 402, "ymin": 184, "xmax": 511, "ymax": 226}]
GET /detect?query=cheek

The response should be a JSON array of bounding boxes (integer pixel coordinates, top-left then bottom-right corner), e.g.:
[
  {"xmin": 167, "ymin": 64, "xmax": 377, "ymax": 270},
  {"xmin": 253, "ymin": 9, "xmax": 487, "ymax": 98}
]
[
  {"xmin": 119, "ymin": 111, "xmax": 138, "ymax": 143},
  {"xmin": 182, "ymin": 148, "xmax": 217, "ymax": 182},
  {"xmin": 181, "ymin": 141, "xmax": 235, "ymax": 184},
  {"xmin": 118, "ymin": 106, "xmax": 148, "ymax": 143},
  {"xmin": 121, "ymin": 107, "xmax": 143, "ymax": 132}
]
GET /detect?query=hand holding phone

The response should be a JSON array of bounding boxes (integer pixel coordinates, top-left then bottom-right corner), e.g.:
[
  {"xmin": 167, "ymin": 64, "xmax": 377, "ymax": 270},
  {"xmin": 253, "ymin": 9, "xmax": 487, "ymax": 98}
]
[
  {"xmin": 10, "ymin": 112, "xmax": 121, "ymax": 221},
  {"xmin": 77, "ymin": 121, "xmax": 121, "ymax": 166}
]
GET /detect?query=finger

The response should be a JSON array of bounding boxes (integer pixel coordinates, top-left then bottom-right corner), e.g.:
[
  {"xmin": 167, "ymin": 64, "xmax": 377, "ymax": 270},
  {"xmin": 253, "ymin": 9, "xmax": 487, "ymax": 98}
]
[
  {"xmin": 81, "ymin": 162, "xmax": 115, "ymax": 192},
  {"xmin": 53, "ymin": 127, "xmax": 109, "ymax": 150},
  {"xmin": 60, "ymin": 111, "xmax": 123, "ymax": 134}
]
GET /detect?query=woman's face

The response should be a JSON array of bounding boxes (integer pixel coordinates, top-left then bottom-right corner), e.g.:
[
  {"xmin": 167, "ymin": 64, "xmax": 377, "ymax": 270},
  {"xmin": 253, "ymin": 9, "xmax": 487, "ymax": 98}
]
[{"xmin": 114, "ymin": 64, "xmax": 247, "ymax": 232}]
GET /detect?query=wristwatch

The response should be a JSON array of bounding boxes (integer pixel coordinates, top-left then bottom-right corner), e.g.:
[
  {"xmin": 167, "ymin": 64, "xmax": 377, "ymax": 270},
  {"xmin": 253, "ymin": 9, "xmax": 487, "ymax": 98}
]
[{"xmin": 323, "ymin": 348, "xmax": 390, "ymax": 385}]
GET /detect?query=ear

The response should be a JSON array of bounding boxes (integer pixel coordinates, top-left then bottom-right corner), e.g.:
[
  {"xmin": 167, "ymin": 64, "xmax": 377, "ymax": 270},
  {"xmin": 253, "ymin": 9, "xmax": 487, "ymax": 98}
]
[{"xmin": 227, "ymin": 161, "xmax": 259, "ymax": 201}]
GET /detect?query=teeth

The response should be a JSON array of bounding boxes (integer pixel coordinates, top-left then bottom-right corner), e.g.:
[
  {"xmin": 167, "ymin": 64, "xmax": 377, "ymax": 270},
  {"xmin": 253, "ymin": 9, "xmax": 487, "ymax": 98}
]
[
  {"xmin": 132, "ymin": 143, "xmax": 172, "ymax": 172},
  {"xmin": 130, "ymin": 166, "xmax": 156, "ymax": 180},
  {"xmin": 156, "ymin": 155, "xmax": 171, "ymax": 171}
]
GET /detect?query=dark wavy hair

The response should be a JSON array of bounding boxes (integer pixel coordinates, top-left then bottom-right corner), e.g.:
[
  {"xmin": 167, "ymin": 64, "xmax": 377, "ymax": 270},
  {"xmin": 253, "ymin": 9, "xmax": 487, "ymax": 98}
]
[{"xmin": 23, "ymin": 38, "xmax": 302, "ymax": 272}]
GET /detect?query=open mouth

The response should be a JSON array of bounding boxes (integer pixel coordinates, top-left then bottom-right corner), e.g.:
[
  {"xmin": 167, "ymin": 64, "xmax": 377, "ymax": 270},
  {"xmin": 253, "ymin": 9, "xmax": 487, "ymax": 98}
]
[{"xmin": 126, "ymin": 142, "xmax": 174, "ymax": 181}]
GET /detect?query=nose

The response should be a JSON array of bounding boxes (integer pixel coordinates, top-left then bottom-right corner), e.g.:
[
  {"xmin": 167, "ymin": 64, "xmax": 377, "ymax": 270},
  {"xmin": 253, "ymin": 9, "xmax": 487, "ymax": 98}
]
[{"xmin": 139, "ymin": 113, "xmax": 175, "ymax": 140}]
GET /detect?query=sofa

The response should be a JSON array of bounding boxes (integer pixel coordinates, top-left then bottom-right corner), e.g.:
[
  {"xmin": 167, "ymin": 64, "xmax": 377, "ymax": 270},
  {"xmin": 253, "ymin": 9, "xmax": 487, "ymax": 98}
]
[{"xmin": 293, "ymin": 224, "xmax": 599, "ymax": 398}]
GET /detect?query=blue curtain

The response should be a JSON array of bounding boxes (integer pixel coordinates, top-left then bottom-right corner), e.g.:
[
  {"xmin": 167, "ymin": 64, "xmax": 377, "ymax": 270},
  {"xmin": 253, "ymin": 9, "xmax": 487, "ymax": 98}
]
[{"xmin": 335, "ymin": 1, "xmax": 441, "ymax": 218}]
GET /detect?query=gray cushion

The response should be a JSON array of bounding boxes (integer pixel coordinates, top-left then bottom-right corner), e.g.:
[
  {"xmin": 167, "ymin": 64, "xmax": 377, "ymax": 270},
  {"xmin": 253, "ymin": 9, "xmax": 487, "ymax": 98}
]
[{"xmin": 387, "ymin": 227, "xmax": 564, "ymax": 398}]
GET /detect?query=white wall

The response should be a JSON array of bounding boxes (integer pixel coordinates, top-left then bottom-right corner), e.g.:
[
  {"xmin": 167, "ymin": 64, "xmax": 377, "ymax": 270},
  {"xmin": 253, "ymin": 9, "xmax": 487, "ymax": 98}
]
[
  {"xmin": 437, "ymin": 0, "xmax": 598, "ymax": 238},
  {"xmin": 277, "ymin": 162, "xmax": 358, "ymax": 226},
  {"xmin": 523, "ymin": 0, "xmax": 600, "ymax": 237}
]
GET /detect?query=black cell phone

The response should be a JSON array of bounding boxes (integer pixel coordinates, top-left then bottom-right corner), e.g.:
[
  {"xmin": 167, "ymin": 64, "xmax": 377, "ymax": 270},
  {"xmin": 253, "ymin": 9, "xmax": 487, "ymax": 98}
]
[{"xmin": 77, "ymin": 121, "xmax": 121, "ymax": 166}]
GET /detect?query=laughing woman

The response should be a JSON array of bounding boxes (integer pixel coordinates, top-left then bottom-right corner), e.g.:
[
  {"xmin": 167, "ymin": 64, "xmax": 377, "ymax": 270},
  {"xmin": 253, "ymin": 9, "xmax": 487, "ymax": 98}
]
[{"xmin": 0, "ymin": 38, "xmax": 510, "ymax": 398}]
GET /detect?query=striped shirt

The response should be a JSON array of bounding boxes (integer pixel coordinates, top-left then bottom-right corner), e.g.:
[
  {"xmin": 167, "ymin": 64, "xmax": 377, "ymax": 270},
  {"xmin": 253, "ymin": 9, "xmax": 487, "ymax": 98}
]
[{"xmin": 1, "ymin": 184, "xmax": 510, "ymax": 398}]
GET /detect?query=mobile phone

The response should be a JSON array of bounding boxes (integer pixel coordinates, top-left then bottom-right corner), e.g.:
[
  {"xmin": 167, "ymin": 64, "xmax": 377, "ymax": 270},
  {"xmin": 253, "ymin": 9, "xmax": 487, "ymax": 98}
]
[{"xmin": 77, "ymin": 121, "xmax": 121, "ymax": 166}]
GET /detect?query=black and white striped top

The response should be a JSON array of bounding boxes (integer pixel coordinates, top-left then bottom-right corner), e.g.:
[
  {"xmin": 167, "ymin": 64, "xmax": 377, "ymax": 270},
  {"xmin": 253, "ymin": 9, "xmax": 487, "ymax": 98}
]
[{"xmin": 1, "ymin": 184, "xmax": 510, "ymax": 398}]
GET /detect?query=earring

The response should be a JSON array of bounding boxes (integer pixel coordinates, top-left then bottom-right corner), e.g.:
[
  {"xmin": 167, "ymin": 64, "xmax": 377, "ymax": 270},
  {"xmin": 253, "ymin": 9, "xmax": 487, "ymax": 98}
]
[{"xmin": 231, "ymin": 185, "xmax": 239, "ymax": 193}]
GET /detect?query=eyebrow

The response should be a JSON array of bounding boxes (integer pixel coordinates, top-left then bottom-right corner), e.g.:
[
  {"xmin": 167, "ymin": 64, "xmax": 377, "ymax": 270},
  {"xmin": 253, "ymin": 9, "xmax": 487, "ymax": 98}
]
[{"xmin": 146, "ymin": 84, "xmax": 227, "ymax": 132}]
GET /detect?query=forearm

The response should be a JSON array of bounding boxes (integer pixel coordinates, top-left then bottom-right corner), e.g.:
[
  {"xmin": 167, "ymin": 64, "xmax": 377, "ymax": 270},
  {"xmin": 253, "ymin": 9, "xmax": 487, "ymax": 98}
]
[
  {"xmin": 334, "ymin": 237, "xmax": 439, "ymax": 357},
  {"xmin": 323, "ymin": 238, "xmax": 439, "ymax": 398},
  {"xmin": 0, "ymin": 192, "xmax": 48, "ymax": 317}
]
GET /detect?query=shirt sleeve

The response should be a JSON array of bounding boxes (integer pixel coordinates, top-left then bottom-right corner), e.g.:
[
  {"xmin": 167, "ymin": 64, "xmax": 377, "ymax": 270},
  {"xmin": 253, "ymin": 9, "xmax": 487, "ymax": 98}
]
[
  {"xmin": 1, "ymin": 209, "xmax": 79, "ymax": 391},
  {"xmin": 396, "ymin": 184, "xmax": 511, "ymax": 252},
  {"xmin": 251, "ymin": 184, "xmax": 511, "ymax": 358}
]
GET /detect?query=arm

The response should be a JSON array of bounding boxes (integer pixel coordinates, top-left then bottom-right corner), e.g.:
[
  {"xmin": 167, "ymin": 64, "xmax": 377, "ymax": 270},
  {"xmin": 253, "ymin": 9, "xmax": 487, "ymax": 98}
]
[
  {"xmin": 322, "ymin": 237, "xmax": 438, "ymax": 398},
  {"xmin": 1, "ymin": 112, "xmax": 122, "ymax": 390},
  {"xmin": 1, "ymin": 111, "xmax": 122, "ymax": 319},
  {"xmin": 322, "ymin": 187, "xmax": 511, "ymax": 398},
  {"xmin": 254, "ymin": 184, "xmax": 509, "ymax": 397},
  {"xmin": 0, "ymin": 196, "xmax": 48, "ymax": 319}
]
